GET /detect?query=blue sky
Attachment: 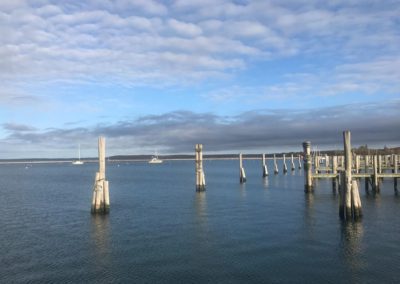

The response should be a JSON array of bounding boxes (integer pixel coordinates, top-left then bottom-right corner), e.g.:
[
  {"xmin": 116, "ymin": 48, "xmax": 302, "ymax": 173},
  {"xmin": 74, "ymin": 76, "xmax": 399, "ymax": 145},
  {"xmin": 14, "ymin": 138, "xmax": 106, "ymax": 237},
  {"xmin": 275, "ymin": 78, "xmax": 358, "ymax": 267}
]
[{"xmin": 1, "ymin": 0, "xmax": 399, "ymax": 158}]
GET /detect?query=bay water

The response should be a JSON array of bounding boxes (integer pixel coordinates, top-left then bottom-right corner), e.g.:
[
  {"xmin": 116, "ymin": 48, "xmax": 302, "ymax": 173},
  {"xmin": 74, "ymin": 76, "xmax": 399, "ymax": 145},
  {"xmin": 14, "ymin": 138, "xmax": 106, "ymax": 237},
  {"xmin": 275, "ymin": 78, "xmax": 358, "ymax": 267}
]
[{"xmin": 1, "ymin": 160, "xmax": 399, "ymax": 283}]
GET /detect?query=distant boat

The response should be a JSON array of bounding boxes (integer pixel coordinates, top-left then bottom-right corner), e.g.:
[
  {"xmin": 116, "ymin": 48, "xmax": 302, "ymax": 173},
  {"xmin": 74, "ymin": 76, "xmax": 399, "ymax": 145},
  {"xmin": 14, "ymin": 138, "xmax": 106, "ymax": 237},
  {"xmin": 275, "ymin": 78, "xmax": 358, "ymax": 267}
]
[
  {"xmin": 148, "ymin": 152, "xmax": 163, "ymax": 164},
  {"xmin": 72, "ymin": 144, "xmax": 84, "ymax": 165}
]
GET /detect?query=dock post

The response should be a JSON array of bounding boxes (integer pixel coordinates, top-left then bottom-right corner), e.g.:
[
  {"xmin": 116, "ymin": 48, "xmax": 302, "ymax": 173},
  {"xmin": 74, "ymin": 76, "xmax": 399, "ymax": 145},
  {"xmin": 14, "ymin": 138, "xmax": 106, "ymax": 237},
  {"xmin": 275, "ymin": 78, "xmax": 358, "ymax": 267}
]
[
  {"xmin": 373, "ymin": 155, "xmax": 380, "ymax": 192},
  {"xmin": 273, "ymin": 154, "xmax": 279, "ymax": 174},
  {"xmin": 283, "ymin": 154, "xmax": 288, "ymax": 174},
  {"xmin": 195, "ymin": 144, "xmax": 206, "ymax": 191},
  {"xmin": 341, "ymin": 130, "xmax": 362, "ymax": 221},
  {"xmin": 262, "ymin": 153, "xmax": 268, "ymax": 177},
  {"xmin": 302, "ymin": 141, "xmax": 313, "ymax": 193},
  {"xmin": 332, "ymin": 156, "xmax": 338, "ymax": 193},
  {"xmin": 91, "ymin": 137, "xmax": 110, "ymax": 214},
  {"xmin": 239, "ymin": 153, "xmax": 246, "ymax": 183},
  {"xmin": 325, "ymin": 154, "xmax": 330, "ymax": 173},
  {"xmin": 314, "ymin": 154, "xmax": 319, "ymax": 174},
  {"xmin": 355, "ymin": 155, "xmax": 360, "ymax": 174},
  {"xmin": 298, "ymin": 155, "xmax": 302, "ymax": 169},
  {"xmin": 364, "ymin": 155, "xmax": 369, "ymax": 192},
  {"xmin": 290, "ymin": 154, "xmax": 295, "ymax": 171},
  {"xmin": 394, "ymin": 155, "xmax": 398, "ymax": 193}
]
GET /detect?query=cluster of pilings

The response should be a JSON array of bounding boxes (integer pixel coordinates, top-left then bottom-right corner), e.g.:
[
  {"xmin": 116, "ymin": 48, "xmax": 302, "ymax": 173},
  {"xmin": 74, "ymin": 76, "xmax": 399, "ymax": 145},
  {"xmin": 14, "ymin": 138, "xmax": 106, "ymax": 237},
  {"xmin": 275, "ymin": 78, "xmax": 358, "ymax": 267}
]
[
  {"xmin": 91, "ymin": 137, "xmax": 110, "ymax": 214},
  {"xmin": 303, "ymin": 130, "xmax": 400, "ymax": 221}
]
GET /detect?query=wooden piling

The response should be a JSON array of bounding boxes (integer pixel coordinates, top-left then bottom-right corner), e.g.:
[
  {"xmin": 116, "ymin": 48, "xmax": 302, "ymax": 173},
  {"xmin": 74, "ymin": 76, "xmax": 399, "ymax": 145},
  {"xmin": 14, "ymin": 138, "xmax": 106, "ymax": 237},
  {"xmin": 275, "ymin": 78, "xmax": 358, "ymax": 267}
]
[
  {"xmin": 394, "ymin": 155, "xmax": 398, "ymax": 192},
  {"xmin": 298, "ymin": 155, "xmax": 302, "ymax": 169},
  {"xmin": 341, "ymin": 130, "xmax": 362, "ymax": 221},
  {"xmin": 364, "ymin": 155, "xmax": 369, "ymax": 192},
  {"xmin": 239, "ymin": 153, "xmax": 246, "ymax": 183},
  {"xmin": 283, "ymin": 154, "xmax": 288, "ymax": 174},
  {"xmin": 302, "ymin": 141, "xmax": 313, "ymax": 193},
  {"xmin": 332, "ymin": 156, "xmax": 338, "ymax": 193},
  {"xmin": 291, "ymin": 154, "xmax": 295, "ymax": 171},
  {"xmin": 314, "ymin": 154, "xmax": 319, "ymax": 174},
  {"xmin": 262, "ymin": 153, "xmax": 268, "ymax": 177},
  {"xmin": 195, "ymin": 144, "xmax": 206, "ymax": 191},
  {"xmin": 273, "ymin": 154, "xmax": 279, "ymax": 175},
  {"xmin": 373, "ymin": 155, "xmax": 380, "ymax": 192},
  {"xmin": 91, "ymin": 137, "xmax": 110, "ymax": 214},
  {"xmin": 325, "ymin": 154, "xmax": 330, "ymax": 173}
]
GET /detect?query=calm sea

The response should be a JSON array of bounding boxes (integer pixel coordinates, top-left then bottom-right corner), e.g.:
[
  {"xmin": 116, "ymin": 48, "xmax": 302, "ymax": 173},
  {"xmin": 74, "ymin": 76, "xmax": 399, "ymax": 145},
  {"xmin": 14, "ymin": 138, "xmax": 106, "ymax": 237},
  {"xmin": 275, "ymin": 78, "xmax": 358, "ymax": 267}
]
[{"xmin": 1, "ymin": 160, "xmax": 399, "ymax": 283}]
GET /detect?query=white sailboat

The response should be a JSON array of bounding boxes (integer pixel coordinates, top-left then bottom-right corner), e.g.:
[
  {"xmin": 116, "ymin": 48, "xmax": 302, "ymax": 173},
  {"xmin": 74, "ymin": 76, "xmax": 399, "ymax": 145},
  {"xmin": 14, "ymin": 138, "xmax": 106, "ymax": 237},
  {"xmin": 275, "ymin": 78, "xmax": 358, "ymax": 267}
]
[
  {"xmin": 72, "ymin": 144, "xmax": 84, "ymax": 165},
  {"xmin": 148, "ymin": 151, "xmax": 163, "ymax": 164}
]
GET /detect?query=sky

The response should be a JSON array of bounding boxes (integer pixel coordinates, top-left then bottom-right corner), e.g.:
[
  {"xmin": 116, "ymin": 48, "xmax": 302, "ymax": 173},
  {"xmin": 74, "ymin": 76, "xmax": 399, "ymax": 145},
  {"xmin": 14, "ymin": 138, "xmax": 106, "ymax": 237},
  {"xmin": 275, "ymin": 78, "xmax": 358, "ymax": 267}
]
[{"xmin": 1, "ymin": 0, "xmax": 399, "ymax": 158}]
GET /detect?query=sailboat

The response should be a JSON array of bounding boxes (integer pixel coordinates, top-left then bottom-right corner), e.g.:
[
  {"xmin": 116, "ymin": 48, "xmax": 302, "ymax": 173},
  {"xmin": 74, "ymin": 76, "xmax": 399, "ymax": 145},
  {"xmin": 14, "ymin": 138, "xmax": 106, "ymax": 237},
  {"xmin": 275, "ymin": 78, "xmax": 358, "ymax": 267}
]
[
  {"xmin": 72, "ymin": 144, "xmax": 84, "ymax": 165},
  {"xmin": 148, "ymin": 151, "xmax": 163, "ymax": 164}
]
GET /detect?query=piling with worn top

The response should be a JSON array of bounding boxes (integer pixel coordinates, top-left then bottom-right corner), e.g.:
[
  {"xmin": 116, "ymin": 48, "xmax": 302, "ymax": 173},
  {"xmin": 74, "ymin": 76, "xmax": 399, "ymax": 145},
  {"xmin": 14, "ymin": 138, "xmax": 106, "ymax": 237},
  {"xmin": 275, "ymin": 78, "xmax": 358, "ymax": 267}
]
[
  {"xmin": 340, "ymin": 131, "xmax": 362, "ymax": 221},
  {"xmin": 273, "ymin": 154, "xmax": 279, "ymax": 175},
  {"xmin": 303, "ymin": 141, "xmax": 313, "ymax": 193},
  {"xmin": 195, "ymin": 144, "xmax": 206, "ymax": 191},
  {"xmin": 239, "ymin": 153, "xmax": 246, "ymax": 183},
  {"xmin": 283, "ymin": 154, "xmax": 288, "ymax": 174},
  {"xmin": 262, "ymin": 153, "xmax": 268, "ymax": 177},
  {"xmin": 91, "ymin": 137, "xmax": 110, "ymax": 214}
]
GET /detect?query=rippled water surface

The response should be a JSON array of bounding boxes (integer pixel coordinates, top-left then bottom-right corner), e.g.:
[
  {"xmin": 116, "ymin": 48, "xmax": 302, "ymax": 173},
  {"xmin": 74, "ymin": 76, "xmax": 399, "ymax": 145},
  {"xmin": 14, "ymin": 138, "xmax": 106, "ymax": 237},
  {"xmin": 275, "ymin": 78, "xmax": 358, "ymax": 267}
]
[{"xmin": 1, "ymin": 160, "xmax": 399, "ymax": 283}]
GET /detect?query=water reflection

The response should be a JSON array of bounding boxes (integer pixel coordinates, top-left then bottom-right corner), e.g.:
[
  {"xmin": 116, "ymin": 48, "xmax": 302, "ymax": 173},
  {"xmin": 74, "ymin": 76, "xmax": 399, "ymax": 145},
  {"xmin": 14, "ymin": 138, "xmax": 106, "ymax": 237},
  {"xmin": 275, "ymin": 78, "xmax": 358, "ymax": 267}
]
[
  {"xmin": 340, "ymin": 221, "xmax": 365, "ymax": 276},
  {"xmin": 262, "ymin": 177, "xmax": 269, "ymax": 189},
  {"xmin": 195, "ymin": 191, "xmax": 207, "ymax": 222},
  {"xmin": 239, "ymin": 183, "xmax": 247, "ymax": 198},
  {"xmin": 90, "ymin": 215, "xmax": 111, "ymax": 260}
]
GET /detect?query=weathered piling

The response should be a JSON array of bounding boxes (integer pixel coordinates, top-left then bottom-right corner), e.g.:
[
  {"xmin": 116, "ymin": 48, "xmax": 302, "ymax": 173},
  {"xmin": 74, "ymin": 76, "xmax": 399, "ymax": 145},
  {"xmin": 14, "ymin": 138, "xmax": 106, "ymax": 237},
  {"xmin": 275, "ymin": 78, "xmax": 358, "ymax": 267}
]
[
  {"xmin": 283, "ymin": 154, "xmax": 288, "ymax": 174},
  {"xmin": 195, "ymin": 144, "xmax": 206, "ymax": 191},
  {"xmin": 394, "ymin": 155, "xmax": 398, "ymax": 192},
  {"xmin": 91, "ymin": 137, "xmax": 110, "ymax": 214},
  {"xmin": 332, "ymin": 156, "xmax": 338, "ymax": 193},
  {"xmin": 364, "ymin": 155, "xmax": 369, "ymax": 192},
  {"xmin": 355, "ymin": 155, "xmax": 360, "ymax": 174},
  {"xmin": 298, "ymin": 155, "xmax": 302, "ymax": 169},
  {"xmin": 291, "ymin": 154, "xmax": 295, "ymax": 171},
  {"xmin": 273, "ymin": 154, "xmax": 279, "ymax": 175},
  {"xmin": 340, "ymin": 131, "xmax": 362, "ymax": 221},
  {"xmin": 325, "ymin": 154, "xmax": 330, "ymax": 173},
  {"xmin": 372, "ymin": 155, "xmax": 380, "ymax": 192},
  {"xmin": 302, "ymin": 141, "xmax": 313, "ymax": 193},
  {"xmin": 262, "ymin": 153, "xmax": 268, "ymax": 177},
  {"xmin": 314, "ymin": 154, "xmax": 319, "ymax": 174},
  {"xmin": 239, "ymin": 153, "xmax": 246, "ymax": 183}
]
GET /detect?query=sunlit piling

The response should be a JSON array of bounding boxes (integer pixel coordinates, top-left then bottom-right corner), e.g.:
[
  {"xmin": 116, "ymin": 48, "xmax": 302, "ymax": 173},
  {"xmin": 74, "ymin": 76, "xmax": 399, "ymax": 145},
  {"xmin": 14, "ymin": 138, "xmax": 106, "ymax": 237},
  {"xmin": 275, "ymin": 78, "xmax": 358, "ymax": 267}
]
[
  {"xmin": 283, "ymin": 154, "xmax": 288, "ymax": 174},
  {"xmin": 195, "ymin": 144, "xmax": 206, "ymax": 191},
  {"xmin": 291, "ymin": 154, "xmax": 295, "ymax": 171},
  {"xmin": 303, "ymin": 141, "xmax": 313, "ymax": 193},
  {"xmin": 262, "ymin": 153, "xmax": 268, "ymax": 177},
  {"xmin": 273, "ymin": 154, "xmax": 279, "ymax": 175},
  {"xmin": 91, "ymin": 137, "xmax": 110, "ymax": 214},
  {"xmin": 239, "ymin": 153, "xmax": 246, "ymax": 183},
  {"xmin": 298, "ymin": 155, "xmax": 302, "ymax": 169},
  {"xmin": 339, "ymin": 131, "xmax": 362, "ymax": 221}
]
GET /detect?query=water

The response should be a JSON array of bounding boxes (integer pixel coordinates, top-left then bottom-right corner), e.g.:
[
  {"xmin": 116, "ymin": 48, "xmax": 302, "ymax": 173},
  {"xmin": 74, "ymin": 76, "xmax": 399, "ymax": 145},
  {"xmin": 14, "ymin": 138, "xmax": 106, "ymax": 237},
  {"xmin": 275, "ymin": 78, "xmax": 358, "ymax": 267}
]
[{"xmin": 1, "ymin": 160, "xmax": 399, "ymax": 283}]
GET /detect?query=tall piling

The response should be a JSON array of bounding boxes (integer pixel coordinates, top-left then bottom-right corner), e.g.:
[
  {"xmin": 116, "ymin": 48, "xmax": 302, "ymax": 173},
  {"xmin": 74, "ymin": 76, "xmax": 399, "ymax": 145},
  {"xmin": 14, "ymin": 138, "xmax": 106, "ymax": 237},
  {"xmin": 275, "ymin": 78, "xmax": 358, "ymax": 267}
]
[
  {"xmin": 291, "ymin": 154, "xmax": 295, "ymax": 171},
  {"xmin": 303, "ymin": 141, "xmax": 313, "ymax": 193},
  {"xmin": 283, "ymin": 154, "xmax": 288, "ymax": 174},
  {"xmin": 394, "ymin": 155, "xmax": 398, "ymax": 192},
  {"xmin": 373, "ymin": 155, "xmax": 380, "ymax": 192},
  {"xmin": 239, "ymin": 153, "xmax": 246, "ymax": 183},
  {"xmin": 332, "ymin": 156, "xmax": 338, "ymax": 193},
  {"xmin": 340, "ymin": 130, "xmax": 362, "ymax": 221},
  {"xmin": 195, "ymin": 144, "xmax": 206, "ymax": 191},
  {"xmin": 91, "ymin": 137, "xmax": 110, "ymax": 214},
  {"xmin": 262, "ymin": 153, "xmax": 268, "ymax": 177},
  {"xmin": 273, "ymin": 154, "xmax": 279, "ymax": 175}
]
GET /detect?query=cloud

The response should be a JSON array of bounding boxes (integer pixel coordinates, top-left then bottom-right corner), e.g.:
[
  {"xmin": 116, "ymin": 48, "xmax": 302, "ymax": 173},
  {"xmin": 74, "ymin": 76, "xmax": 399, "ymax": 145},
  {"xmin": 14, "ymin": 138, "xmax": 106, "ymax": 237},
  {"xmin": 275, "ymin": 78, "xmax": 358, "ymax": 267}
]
[
  {"xmin": 1, "ymin": 0, "xmax": 398, "ymax": 88},
  {"xmin": 1, "ymin": 101, "xmax": 399, "ymax": 158},
  {"xmin": 2, "ymin": 123, "xmax": 37, "ymax": 132}
]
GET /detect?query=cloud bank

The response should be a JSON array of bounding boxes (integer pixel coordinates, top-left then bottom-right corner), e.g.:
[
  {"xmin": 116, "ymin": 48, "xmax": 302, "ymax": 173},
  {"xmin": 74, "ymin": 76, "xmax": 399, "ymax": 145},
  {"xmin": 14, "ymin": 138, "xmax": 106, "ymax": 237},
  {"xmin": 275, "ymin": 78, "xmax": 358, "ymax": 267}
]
[{"xmin": 1, "ymin": 100, "xmax": 399, "ymax": 158}]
